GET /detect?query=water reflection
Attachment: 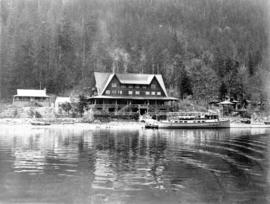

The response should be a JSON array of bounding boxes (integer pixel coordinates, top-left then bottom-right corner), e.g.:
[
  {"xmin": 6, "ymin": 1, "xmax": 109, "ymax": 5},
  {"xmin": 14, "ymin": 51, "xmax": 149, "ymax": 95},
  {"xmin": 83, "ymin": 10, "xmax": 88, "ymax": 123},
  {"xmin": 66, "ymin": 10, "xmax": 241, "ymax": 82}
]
[{"xmin": 0, "ymin": 125, "xmax": 269, "ymax": 203}]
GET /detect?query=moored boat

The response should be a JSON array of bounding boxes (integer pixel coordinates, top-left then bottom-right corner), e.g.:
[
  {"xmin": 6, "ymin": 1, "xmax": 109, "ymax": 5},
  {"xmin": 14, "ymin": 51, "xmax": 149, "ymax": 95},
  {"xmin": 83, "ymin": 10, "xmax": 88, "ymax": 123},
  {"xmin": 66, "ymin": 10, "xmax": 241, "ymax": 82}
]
[
  {"xmin": 31, "ymin": 120, "xmax": 51, "ymax": 126},
  {"xmin": 145, "ymin": 112, "xmax": 230, "ymax": 129},
  {"xmin": 157, "ymin": 119, "xmax": 230, "ymax": 129},
  {"xmin": 145, "ymin": 119, "xmax": 159, "ymax": 129}
]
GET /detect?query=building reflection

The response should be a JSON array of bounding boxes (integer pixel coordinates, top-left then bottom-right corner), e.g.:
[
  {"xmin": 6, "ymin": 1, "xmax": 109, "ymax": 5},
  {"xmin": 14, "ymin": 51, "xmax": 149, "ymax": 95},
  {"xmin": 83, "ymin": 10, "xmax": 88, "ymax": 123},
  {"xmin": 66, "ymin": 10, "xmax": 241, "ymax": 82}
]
[
  {"xmin": 0, "ymin": 125, "xmax": 269, "ymax": 203},
  {"xmin": 90, "ymin": 128, "xmax": 269, "ymax": 203}
]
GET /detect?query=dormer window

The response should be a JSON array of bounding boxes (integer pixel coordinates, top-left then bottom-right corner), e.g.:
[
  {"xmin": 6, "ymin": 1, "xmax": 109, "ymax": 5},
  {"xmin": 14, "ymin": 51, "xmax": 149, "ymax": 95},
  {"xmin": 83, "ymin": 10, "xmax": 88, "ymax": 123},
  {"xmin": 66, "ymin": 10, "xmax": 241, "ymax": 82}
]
[
  {"xmin": 112, "ymin": 83, "xmax": 117, "ymax": 88},
  {"xmin": 105, "ymin": 90, "xmax": 111, "ymax": 95},
  {"xmin": 151, "ymin": 91, "xmax": 156, "ymax": 95},
  {"xmin": 157, "ymin": 92, "xmax": 161, "ymax": 96}
]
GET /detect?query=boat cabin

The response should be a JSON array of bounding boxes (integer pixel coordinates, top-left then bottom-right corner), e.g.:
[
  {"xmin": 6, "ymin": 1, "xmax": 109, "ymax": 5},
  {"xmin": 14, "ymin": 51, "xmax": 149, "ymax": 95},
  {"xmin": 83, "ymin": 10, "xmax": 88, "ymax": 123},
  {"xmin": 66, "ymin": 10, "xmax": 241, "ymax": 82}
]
[{"xmin": 167, "ymin": 112, "xmax": 220, "ymax": 120}]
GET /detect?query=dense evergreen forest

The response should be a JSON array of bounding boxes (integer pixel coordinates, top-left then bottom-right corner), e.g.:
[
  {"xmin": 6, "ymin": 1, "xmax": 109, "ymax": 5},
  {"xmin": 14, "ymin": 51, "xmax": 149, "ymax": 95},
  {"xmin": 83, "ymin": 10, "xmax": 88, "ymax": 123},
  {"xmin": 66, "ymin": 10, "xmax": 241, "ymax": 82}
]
[{"xmin": 0, "ymin": 0, "xmax": 268, "ymax": 102}]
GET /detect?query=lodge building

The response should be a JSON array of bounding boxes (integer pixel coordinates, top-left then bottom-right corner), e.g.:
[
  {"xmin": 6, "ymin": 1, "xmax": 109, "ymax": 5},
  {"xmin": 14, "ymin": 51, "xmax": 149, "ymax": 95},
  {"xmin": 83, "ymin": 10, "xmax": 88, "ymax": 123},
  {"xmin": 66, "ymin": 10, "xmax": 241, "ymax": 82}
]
[{"xmin": 87, "ymin": 72, "xmax": 178, "ymax": 115}]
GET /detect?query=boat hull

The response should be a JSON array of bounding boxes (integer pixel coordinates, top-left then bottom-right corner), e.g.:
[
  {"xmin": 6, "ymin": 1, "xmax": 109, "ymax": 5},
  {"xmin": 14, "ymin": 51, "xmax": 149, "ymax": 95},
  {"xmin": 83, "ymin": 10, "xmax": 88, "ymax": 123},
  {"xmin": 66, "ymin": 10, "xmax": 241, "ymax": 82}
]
[
  {"xmin": 157, "ymin": 120, "xmax": 230, "ymax": 129},
  {"xmin": 31, "ymin": 121, "xmax": 51, "ymax": 126},
  {"xmin": 145, "ymin": 124, "xmax": 159, "ymax": 129}
]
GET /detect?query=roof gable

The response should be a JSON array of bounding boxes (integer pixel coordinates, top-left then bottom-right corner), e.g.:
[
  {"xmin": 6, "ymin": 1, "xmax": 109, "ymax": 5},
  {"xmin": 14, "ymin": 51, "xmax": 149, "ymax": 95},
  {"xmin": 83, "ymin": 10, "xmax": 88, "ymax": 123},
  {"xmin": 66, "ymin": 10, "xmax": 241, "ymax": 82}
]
[
  {"xmin": 155, "ymin": 75, "xmax": 168, "ymax": 96},
  {"xmin": 116, "ymin": 73, "xmax": 154, "ymax": 84},
  {"xmin": 94, "ymin": 72, "xmax": 113, "ymax": 95},
  {"xmin": 93, "ymin": 72, "xmax": 168, "ymax": 97}
]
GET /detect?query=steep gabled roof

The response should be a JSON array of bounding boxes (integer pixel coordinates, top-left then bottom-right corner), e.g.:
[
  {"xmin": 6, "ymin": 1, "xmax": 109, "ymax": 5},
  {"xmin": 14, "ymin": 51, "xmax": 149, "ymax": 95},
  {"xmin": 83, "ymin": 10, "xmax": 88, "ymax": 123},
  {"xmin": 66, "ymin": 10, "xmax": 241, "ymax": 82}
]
[
  {"xmin": 155, "ymin": 75, "xmax": 168, "ymax": 97},
  {"xmin": 15, "ymin": 89, "xmax": 48, "ymax": 97},
  {"xmin": 93, "ymin": 72, "xmax": 168, "ymax": 97},
  {"xmin": 94, "ymin": 72, "xmax": 112, "ymax": 95}
]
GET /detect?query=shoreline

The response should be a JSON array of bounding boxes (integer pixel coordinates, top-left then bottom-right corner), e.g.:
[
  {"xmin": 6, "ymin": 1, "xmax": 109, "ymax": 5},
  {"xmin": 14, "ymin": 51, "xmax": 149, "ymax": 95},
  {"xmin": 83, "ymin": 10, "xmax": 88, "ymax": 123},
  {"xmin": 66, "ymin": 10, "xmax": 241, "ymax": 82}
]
[
  {"xmin": 0, "ymin": 118, "xmax": 145, "ymax": 130},
  {"xmin": 1, "ymin": 118, "xmax": 270, "ymax": 129},
  {"xmin": 230, "ymin": 123, "xmax": 270, "ymax": 128}
]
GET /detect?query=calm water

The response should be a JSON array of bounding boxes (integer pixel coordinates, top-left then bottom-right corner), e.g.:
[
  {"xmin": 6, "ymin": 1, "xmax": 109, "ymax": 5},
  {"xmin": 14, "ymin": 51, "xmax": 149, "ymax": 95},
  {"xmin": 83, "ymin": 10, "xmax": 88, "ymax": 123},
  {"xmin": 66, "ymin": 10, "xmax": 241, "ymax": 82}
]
[{"xmin": 0, "ymin": 126, "xmax": 270, "ymax": 204}]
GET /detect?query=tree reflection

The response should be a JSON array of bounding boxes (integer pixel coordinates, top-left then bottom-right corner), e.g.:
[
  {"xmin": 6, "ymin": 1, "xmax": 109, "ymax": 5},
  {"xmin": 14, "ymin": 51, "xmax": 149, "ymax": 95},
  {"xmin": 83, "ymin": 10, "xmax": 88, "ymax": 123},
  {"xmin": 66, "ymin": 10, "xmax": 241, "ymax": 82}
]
[{"xmin": 0, "ymin": 126, "xmax": 269, "ymax": 203}]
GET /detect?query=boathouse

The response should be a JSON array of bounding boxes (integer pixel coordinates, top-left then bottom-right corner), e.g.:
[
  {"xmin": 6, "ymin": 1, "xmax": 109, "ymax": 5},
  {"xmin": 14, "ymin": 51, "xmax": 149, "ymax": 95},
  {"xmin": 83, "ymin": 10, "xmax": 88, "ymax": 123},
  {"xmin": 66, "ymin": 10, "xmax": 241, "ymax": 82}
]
[
  {"xmin": 13, "ymin": 89, "xmax": 50, "ymax": 107},
  {"xmin": 87, "ymin": 72, "xmax": 178, "ymax": 116}
]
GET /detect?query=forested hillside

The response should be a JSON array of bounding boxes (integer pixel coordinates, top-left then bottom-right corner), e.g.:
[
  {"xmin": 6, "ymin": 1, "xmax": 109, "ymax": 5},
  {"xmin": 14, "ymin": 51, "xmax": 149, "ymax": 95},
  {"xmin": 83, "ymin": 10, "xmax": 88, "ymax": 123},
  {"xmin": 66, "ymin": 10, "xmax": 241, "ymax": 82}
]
[{"xmin": 0, "ymin": 0, "xmax": 268, "ymax": 102}]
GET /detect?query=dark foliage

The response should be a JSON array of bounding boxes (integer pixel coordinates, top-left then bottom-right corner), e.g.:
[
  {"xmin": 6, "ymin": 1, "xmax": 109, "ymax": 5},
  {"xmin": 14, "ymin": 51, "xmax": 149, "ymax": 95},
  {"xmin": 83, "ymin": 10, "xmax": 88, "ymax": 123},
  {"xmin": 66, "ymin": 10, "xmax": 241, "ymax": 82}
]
[
  {"xmin": 219, "ymin": 82, "xmax": 228, "ymax": 100},
  {"xmin": 77, "ymin": 95, "xmax": 88, "ymax": 116},
  {"xmin": 180, "ymin": 70, "xmax": 193, "ymax": 99},
  {"xmin": 60, "ymin": 102, "xmax": 72, "ymax": 114},
  {"xmin": 0, "ymin": 0, "xmax": 268, "ymax": 102}
]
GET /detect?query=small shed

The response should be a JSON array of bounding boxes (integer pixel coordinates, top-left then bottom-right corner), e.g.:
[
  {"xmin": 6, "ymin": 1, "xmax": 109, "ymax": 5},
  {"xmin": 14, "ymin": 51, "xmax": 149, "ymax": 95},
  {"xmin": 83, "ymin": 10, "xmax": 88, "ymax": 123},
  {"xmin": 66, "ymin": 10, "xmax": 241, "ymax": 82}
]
[
  {"xmin": 55, "ymin": 97, "xmax": 71, "ymax": 113},
  {"xmin": 13, "ymin": 89, "xmax": 50, "ymax": 107}
]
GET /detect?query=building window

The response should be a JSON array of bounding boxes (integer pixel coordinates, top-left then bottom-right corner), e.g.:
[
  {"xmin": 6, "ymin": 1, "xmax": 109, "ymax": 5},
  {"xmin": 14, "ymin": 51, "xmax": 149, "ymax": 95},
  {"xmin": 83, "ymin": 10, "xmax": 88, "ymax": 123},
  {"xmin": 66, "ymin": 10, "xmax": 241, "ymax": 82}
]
[
  {"xmin": 121, "ymin": 85, "xmax": 126, "ymax": 88},
  {"xmin": 112, "ymin": 90, "xmax": 117, "ymax": 94},
  {"xmin": 135, "ymin": 91, "xmax": 140, "ymax": 95},
  {"xmin": 151, "ymin": 84, "xmax": 156, "ymax": 89},
  {"xmin": 112, "ymin": 83, "xmax": 117, "ymax": 88},
  {"xmin": 142, "ymin": 86, "xmax": 147, "ymax": 89},
  {"xmin": 105, "ymin": 90, "xmax": 111, "ymax": 95},
  {"xmin": 128, "ymin": 91, "xmax": 133, "ymax": 95},
  {"xmin": 135, "ymin": 85, "xmax": 140, "ymax": 89},
  {"xmin": 145, "ymin": 91, "xmax": 150, "ymax": 95},
  {"xmin": 157, "ymin": 91, "xmax": 161, "ymax": 96},
  {"xmin": 151, "ymin": 91, "xmax": 156, "ymax": 95},
  {"xmin": 128, "ymin": 85, "xmax": 133, "ymax": 88},
  {"xmin": 119, "ymin": 90, "xmax": 123, "ymax": 95}
]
